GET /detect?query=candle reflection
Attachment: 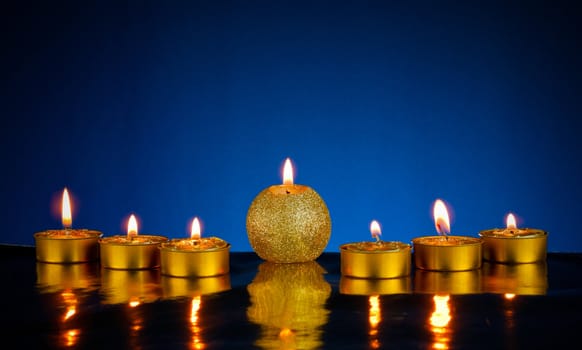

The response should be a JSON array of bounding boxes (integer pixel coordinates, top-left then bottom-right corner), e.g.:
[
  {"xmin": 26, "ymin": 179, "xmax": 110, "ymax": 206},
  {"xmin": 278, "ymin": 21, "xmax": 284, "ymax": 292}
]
[
  {"xmin": 368, "ymin": 295, "xmax": 381, "ymax": 349},
  {"xmin": 429, "ymin": 294, "xmax": 452, "ymax": 350},
  {"xmin": 100, "ymin": 269, "xmax": 162, "ymax": 305},
  {"xmin": 482, "ymin": 262, "xmax": 547, "ymax": 295},
  {"xmin": 247, "ymin": 261, "xmax": 331, "ymax": 350},
  {"xmin": 190, "ymin": 296, "xmax": 205, "ymax": 350}
]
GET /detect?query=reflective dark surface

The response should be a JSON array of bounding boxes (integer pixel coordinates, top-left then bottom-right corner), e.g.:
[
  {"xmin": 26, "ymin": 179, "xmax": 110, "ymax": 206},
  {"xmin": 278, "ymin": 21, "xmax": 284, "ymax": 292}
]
[{"xmin": 2, "ymin": 245, "xmax": 582, "ymax": 349}]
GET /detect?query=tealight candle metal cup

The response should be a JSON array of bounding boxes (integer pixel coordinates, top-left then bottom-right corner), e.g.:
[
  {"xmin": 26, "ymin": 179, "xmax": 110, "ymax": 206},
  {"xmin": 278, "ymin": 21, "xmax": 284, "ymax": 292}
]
[
  {"xmin": 99, "ymin": 235, "xmax": 168, "ymax": 270},
  {"xmin": 159, "ymin": 239, "xmax": 231, "ymax": 277},
  {"xmin": 479, "ymin": 229, "xmax": 547, "ymax": 264},
  {"xmin": 412, "ymin": 236, "xmax": 483, "ymax": 271},
  {"xmin": 340, "ymin": 241, "xmax": 411, "ymax": 279},
  {"xmin": 34, "ymin": 229, "xmax": 102, "ymax": 263}
]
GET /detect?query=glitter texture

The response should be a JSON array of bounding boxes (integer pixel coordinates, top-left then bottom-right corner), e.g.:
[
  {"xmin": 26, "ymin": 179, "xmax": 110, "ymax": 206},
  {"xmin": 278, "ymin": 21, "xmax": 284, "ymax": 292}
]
[{"xmin": 246, "ymin": 184, "xmax": 331, "ymax": 263}]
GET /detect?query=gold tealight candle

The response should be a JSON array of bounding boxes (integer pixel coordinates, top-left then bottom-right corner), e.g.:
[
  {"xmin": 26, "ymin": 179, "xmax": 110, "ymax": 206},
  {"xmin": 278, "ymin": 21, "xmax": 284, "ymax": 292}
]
[
  {"xmin": 479, "ymin": 212, "xmax": 547, "ymax": 263},
  {"xmin": 99, "ymin": 214, "xmax": 168, "ymax": 270},
  {"xmin": 34, "ymin": 188, "xmax": 102, "ymax": 263},
  {"xmin": 340, "ymin": 220, "xmax": 411, "ymax": 279},
  {"xmin": 246, "ymin": 158, "xmax": 331, "ymax": 263},
  {"xmin": 412, "ymin": 199, "xmax": 482, "ymax": 271},
  {"xmin": 160, "ymin": 217, "xmax": 230, "ymax": 277}
]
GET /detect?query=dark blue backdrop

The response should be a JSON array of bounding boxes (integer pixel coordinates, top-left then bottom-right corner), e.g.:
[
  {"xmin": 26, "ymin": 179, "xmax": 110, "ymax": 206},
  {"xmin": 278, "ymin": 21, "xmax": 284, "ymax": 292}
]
[{"xmin": 2, "ymin": 0, "xmax": 581, "ymax": 252}]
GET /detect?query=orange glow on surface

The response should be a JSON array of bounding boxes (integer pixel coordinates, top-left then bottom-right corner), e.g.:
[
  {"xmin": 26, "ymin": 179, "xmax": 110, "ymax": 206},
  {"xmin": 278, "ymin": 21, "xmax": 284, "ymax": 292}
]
[
  {"xmin": 190, "ymin": 296, "xmax": 205, "ymax": 350},
  {"xmin": 370, "ymin": 220, "xmax": 382, "ymax": 241},
  {"xmin": 127, "ymin": 214, "xmax": 138, "ymax": 239},
  {"xmin": 368, "ymin": 295, "xmax": 381, "ymax": 349},
  {"xmin": 61, "ymin": 291, "xmax": 77, "ymax": 322},
  {"xmin": 279, "ymin": 328, "xmax": 293, "ymax": 339},
  {"xmin": 128, "ymin": 296, "xmax": 140, "ymax": 308},
  {"xmin": 368, "ymin": 295, "xmax": 381, "ymax": 329},
  {"xmin": 506, "ymin": 213, "xmax": 517, "ymax": 229},
  {"xmin": 61, "ymin": 188, "xmax": 72, "ymax": 228},
  {"xmin": 433, "ymin": 199, "xmax": 450, "ymax": 235},
  {"xmin": 191, "ymin": 217, "xmax": 201, "ymax": 240},
  {"xmin": 62, "ymin": 329, "xmax": 80, "ymax": 347},
  {"xmin": 430, "ymin": 295, "xmax": 451, "ymax": 328},
  {"xmin": 283, "ymin": 158, "xmax": 294, "ymax": 185},
  {"xmin": 429, "ymin": 294, "xmax": 452, "ymax": 350}
]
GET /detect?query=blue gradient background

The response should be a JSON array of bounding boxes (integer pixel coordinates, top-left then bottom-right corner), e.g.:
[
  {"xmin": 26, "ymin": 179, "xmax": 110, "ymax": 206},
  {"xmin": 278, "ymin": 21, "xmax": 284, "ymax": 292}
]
[{"xmin": 2, "ymin": 1, "xmax": 581, "ymax": 252}]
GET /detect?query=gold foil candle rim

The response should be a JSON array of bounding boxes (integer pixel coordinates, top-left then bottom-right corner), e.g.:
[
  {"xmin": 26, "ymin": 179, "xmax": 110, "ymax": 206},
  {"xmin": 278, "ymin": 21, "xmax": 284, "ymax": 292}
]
[
  {"xmin": 267, "ymin": 183, "xmax": 309, "ymax": 195},
  {"xmin": 34, "ymin": 229, "xmax": 103, "ymax": 240},
  {"xmin": 99, "ymin": 235, "xmax": 168, "ymax": 246},
  {"xmin": 160, "ymin": 237, "xmax": 230, "ymax": 252},
  {"xmin": 412, "ymin": 235, "xmax": 482, "ymax": 247},
  {"xmin": 341, "ymin": 241, "xmax": 411, "ymax": 253},
  {"xmin": 479, "ymin": 229, "xmax": 548, "ymax": 239}
]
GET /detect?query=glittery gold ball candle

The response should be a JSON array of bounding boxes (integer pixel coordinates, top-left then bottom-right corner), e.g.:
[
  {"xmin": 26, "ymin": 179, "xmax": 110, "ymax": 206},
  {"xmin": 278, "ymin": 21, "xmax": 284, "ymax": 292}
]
[{"xmin": 246, "ymin": 158, "xmax": 331, "ymax": 263}]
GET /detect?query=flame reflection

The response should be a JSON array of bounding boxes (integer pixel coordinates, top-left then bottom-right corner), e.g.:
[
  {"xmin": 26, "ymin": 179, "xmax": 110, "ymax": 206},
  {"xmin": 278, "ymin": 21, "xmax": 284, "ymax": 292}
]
[
  {"xmin": 368, "ymin": 295, "xmax": 381, "ymax": 349},
  {"xmin": 128, "ymin": 296, "xmax": 144, "ymax": 350},
  {"xmin": 58, "ymin": 290, "xmax": 81, "ymax": 348},
  {"xmin": 190, "ymin": 296, "xmax": 205, "ymax": 350},
  {"xmin": 61, "ymin": 290, "xmax": 77, "ymax": 321},
  {"xmin": 429, "ymin": 294, "xmax": 452, "ymax": 350}
]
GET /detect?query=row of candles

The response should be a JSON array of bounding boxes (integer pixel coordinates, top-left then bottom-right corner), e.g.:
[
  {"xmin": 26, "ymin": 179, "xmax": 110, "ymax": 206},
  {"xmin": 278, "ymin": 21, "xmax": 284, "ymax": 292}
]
[{"xmin": 34, "ymin": 158, "xmax": 547, "ymax": 279}]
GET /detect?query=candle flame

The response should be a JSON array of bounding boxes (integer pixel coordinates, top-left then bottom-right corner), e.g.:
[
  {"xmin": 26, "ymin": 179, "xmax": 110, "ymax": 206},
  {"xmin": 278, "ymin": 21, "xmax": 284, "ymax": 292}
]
[
  {"xmin": 127, "ymin": 214, "xmax": 138, "ymax": 239},
  {"xmin": 283, "ymin": 158, "xmax": 294, "ymax": 185},
  {"xmin": 191, "ymin": 217, "xmax": 201, "ymax": 240},
  {"xmin": 370, "ymin": 220, "xmax": 381, "ymax": 241},
  {"xmin": 506, "ymin": 213, "xmax": 517, "ymax": 229},
  {"xmin": 433, "ymin": 199, "xmax": 450, "ymax": 236},
  {"xmin": 61, "ymin": 188, "xmax": 72, "ymax": 228}
]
